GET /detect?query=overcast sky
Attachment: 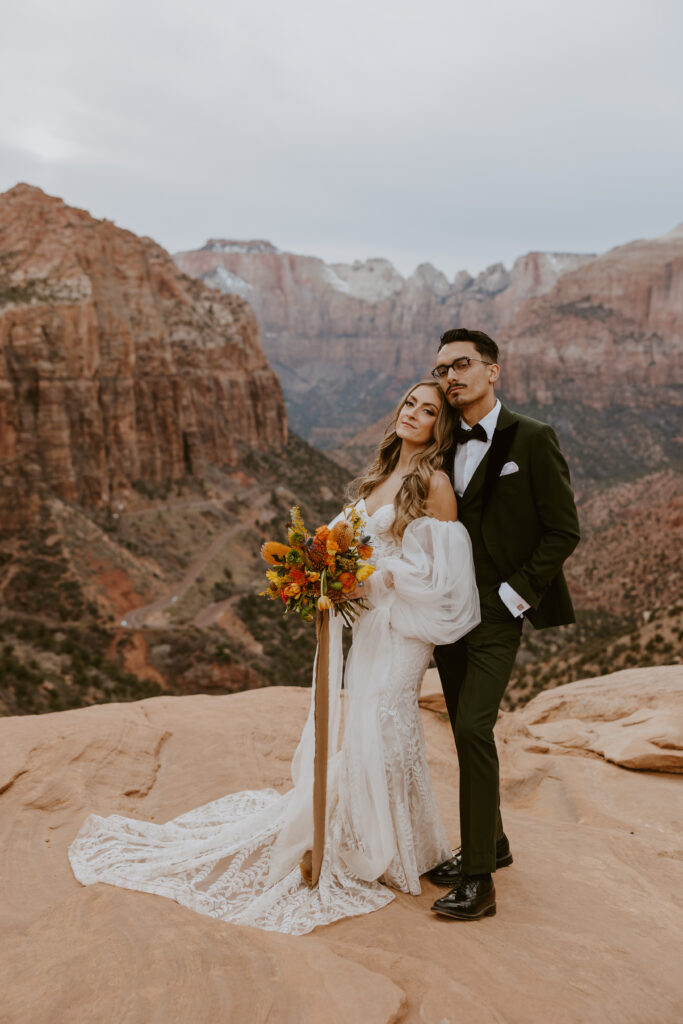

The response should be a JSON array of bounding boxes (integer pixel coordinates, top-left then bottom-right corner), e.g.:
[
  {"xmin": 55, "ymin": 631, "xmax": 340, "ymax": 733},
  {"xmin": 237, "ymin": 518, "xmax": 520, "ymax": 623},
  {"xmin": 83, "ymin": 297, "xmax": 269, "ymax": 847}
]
[{"xmin": 2, "ymin": 0, "xmax": 682, "ymax": 278}]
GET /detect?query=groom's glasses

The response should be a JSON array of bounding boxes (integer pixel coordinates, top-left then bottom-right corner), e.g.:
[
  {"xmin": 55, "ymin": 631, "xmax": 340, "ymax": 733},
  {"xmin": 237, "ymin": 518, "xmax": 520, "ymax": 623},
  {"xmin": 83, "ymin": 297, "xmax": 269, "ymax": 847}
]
[{"xmin": 431, "ymin": 357, "xmax": 493, "ymax": 379}]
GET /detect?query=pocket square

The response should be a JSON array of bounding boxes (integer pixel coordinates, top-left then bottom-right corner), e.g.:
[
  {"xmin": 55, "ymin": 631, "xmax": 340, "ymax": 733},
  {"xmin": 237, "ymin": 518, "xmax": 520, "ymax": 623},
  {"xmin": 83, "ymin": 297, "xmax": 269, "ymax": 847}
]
[{"xmin": 499, "ymin": 461, "xmax": 519, "ymax": 477}]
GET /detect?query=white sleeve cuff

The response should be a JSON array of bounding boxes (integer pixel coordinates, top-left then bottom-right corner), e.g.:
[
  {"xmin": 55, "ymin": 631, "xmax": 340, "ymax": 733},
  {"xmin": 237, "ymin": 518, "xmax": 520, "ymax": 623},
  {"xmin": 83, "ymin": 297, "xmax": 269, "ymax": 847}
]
[
  {"xmin": 498, "ymin": 582, "xmax": 530, "ymax": 618},
  {"xmin": 361, "ymin": 568, "xmax": 394, "ymax": 607}
]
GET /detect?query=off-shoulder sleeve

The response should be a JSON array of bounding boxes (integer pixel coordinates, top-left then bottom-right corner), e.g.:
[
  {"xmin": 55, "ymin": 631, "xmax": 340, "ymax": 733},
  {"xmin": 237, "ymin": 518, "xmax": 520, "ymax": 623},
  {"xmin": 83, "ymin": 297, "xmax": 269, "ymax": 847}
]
[{"xmin": 368, "ymin": 517, "xmax": 480, "ymax": 645}]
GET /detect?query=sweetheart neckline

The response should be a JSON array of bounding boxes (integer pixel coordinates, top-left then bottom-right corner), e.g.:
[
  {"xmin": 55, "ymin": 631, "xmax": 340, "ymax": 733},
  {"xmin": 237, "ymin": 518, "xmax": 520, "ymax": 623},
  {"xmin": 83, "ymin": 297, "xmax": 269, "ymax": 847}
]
[{"xmin": 358, "ymin": 498, "xmax": 394, "ymax": 518}]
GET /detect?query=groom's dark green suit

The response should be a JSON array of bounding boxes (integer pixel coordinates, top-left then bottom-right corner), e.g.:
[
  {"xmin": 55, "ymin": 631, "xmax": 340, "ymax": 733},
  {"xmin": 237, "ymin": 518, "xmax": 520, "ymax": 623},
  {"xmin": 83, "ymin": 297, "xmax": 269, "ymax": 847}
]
[{"xmin": 435, "ymin": 403, "xmax": 580, "ymax": 875}]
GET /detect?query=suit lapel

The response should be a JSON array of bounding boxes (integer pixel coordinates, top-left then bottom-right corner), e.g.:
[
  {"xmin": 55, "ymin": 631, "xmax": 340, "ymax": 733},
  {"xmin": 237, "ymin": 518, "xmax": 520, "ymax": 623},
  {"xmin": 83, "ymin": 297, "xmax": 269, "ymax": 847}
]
[
  {"xmin": 481, "ymin": 405, "xmax": 519, "ymax": 509},
  {"xmin": 458, "ymin": 404, "xmax": 519, "ymax": 508}
]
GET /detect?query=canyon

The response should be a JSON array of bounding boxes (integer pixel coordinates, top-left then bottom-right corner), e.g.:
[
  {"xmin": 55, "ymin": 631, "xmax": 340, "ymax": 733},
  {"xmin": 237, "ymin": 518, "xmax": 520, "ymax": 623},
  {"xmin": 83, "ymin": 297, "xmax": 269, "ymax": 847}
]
[
  {"xmin": 1, "ymin": 184, "xmax": 681, "ymax": 719},
  {"xmin": 174, "ymin": 230, "xmax": 683, "ymax": 488},
  {"xmin": 173, "ymin": 241, "xmax": 597, "ymax": 450},
  {"xmin": 0, "ymin": 184, "xmax": 287, "ymax": 531},
  {"xmin": 173, "ymin": 224, "xmax": 683, "ymax": 702},
  {"xmin": 0, "ymin": 185, "xmax": 334, "ymax": 711}
]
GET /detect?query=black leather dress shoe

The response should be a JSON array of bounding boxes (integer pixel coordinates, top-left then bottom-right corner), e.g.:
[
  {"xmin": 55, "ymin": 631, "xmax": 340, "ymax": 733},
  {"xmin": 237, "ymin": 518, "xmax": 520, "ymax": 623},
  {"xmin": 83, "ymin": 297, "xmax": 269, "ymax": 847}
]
[
  {"xmin": 431, "ymin": 874, "xmax": 496, "ymax": 920},
  {"xmin": 426, "ymin": 835, "xmax": 513, "ymax": 886}
]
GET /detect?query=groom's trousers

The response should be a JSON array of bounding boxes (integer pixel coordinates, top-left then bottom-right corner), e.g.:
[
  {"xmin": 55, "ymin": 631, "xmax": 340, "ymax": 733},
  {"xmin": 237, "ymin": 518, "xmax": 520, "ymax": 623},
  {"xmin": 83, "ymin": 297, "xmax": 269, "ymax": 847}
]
[{"xmin": 434, "ymin": 588, "xmax": 523, "ymax": 876}]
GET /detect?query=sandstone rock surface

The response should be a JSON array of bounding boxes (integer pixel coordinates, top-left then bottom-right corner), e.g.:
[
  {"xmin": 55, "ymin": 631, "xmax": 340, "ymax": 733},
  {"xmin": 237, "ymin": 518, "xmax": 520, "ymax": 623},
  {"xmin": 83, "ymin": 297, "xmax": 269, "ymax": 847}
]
[
  {"xmin": 2, "ymin": 668, "xmax": 682, "ymax": 1023},
  {"xmin": 502, "ymin": 665, "xmax": 683, "ymax": 772},
  {"xmin": 0, "ymin": 186, "xmax": 287, "ymax": 529}
]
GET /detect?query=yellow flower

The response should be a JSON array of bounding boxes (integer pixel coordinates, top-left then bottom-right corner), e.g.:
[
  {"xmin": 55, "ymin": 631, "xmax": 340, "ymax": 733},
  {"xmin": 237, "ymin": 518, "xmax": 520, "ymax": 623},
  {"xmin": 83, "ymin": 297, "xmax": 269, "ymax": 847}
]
[
  {"xmin": 261, "ymin": 541, "xmax": 290, "ymax": 565},
  {"xmin": 284, "ymin": 583, "xmax": 301, "ymax": 598},
  {"xmin": 317, "ymin": 595, "xmax": 332, "ymax": 610},
  {"xmin": 265, "ymin": 570, "xmax": 281, "ymax": 583},
  {"xmin": 356, "ymin": 564, "xmax": 375, "ymax": 582}
]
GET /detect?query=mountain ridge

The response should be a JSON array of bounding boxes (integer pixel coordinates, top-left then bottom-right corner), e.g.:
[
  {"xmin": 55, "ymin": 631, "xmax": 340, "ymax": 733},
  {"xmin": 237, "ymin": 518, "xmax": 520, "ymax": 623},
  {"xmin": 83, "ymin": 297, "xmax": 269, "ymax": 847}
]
[{"xmin": 174, "ymin": 223, "xmax": 682, "ymax": 466}]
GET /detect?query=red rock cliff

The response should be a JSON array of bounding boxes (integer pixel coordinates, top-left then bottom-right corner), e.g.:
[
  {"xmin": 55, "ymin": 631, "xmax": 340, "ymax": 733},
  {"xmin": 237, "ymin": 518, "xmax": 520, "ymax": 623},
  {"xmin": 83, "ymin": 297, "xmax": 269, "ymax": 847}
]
[
  {"xmin": 501, "ymin": 226, "xmax": 683, "ymax": 410},
  {"xmin": 0, "ymin": 186, "xmax": 287, "ymax": 528},
  {"xmin": 175, "ymin": 232, "xmax": 683, "ymax": 478},
  {"xmin": 173, "ymin": 241, "xmax": 595, "ymax": 446}
]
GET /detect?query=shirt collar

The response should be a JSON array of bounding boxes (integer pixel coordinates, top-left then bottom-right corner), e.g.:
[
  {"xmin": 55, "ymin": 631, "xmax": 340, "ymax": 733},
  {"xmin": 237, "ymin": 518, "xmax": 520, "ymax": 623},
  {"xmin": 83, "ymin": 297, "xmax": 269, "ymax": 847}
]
[{"xmin": 460, "ymin": 399, "xmax": 501, "ymax": 441}]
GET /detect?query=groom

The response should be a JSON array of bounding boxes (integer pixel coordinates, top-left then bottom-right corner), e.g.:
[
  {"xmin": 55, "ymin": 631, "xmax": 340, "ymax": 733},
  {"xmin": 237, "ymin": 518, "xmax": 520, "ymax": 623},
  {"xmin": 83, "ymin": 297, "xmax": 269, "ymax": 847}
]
[{"xmin": 428, "ymin": 328, "xmax": 580, "ymax": 920}]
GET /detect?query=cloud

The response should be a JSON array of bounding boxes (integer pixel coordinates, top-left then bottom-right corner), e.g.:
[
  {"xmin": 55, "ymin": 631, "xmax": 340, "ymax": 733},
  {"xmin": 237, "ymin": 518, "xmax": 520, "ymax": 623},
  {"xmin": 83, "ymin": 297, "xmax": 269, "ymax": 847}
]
[{"xmin": 1, "ymin": 0, "xmax": 682, "ymax": 277}]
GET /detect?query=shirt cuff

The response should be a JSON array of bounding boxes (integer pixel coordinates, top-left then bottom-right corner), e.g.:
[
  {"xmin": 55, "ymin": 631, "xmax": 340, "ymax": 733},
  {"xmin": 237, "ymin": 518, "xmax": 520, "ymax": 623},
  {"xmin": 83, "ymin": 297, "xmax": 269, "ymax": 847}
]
[{"xmin": 498, "ymin": 582, "xmax": 530, "ymax": 618}]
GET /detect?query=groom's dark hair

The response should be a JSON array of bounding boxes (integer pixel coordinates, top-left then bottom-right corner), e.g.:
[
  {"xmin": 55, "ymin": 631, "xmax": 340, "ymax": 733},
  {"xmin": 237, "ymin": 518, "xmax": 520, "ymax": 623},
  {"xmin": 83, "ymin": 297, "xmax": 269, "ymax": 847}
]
[{"xmin": 438, "ymin": 328, "xmax": 499, "ymax": 364}]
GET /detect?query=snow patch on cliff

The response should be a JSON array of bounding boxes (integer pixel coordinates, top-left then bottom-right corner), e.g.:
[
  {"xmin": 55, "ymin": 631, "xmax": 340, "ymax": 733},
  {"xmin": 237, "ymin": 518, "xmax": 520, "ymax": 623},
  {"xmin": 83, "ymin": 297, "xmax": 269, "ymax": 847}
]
[
  {"xmin": 203, "ymin": 240, "xmax": 280, "ymax": 255},
  {"xmin": 542, "ymin": 252, "xmax": 596, "ymax": 273},
  {"xmin": 321, "ymin": 265, "xmax": 351, "ymax": 294},
  {"xmin": 327, "ymin": 258, "xmax": 405, "ymax": 303},
  {"xmin": 206, "ymin": 265, "xmax": 254, "ymax": 298}
]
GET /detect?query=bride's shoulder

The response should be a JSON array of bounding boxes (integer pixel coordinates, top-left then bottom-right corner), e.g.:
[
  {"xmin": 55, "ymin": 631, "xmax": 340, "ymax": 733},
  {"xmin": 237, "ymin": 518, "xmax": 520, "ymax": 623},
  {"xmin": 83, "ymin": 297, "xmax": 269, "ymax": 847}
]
[
  {"xmin": 426, "ymin": 470, "xmax": 457, "ymax": 522},
  {"xmin": 427, "ymin": 470, "xmax": 454, "ymax": 501},
  {"xmin": 427, "ymin": 469, "xmax": 452, "ymax": 491}
]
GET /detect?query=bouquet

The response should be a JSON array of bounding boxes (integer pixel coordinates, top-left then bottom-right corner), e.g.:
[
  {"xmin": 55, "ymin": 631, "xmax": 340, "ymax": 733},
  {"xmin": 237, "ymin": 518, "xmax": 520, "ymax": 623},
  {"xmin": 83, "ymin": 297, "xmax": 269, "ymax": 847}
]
[{"xmin": 260, "ymin": 506, "xmax": 375, "ymax": 626}]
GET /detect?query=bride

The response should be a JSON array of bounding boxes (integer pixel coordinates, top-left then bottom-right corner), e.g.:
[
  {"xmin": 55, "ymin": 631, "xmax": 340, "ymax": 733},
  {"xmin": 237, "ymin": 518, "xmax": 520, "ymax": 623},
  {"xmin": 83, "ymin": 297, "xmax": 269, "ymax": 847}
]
[{"xmin": 69, "ymin": 381, "xmax": 480, "ymax": 935}]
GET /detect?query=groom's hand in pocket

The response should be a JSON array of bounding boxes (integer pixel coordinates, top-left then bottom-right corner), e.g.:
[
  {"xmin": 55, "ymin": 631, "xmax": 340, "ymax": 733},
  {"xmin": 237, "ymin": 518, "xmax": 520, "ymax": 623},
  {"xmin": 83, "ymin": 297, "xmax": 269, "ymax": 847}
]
[{"xmin": 480, "ymin": 586, "xmax": 517, "ymax": 623}]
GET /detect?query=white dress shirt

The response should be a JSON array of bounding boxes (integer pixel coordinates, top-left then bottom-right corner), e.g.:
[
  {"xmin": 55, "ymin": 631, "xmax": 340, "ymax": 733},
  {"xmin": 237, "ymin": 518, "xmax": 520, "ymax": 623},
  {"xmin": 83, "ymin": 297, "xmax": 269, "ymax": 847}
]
[
  {"xmin": 454, "ymin": 399, "xmax": 530, "ymax": 619},
  {"xmin": 453, "ymin": 400, "xmax": 501, "ymax": 497}
]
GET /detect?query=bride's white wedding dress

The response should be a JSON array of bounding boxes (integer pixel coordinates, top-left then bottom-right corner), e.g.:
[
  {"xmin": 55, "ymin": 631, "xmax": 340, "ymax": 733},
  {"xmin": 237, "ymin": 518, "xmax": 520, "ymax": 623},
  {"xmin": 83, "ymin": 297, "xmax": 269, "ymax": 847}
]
[{"xmin": 68, "ymin": 500, "xmax": 480, "ymax": 935}]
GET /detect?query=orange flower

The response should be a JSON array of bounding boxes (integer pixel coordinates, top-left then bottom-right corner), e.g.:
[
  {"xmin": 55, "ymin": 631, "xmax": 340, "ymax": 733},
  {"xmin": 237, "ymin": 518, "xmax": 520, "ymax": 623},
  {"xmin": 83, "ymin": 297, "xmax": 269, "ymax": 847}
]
[
  {"xmin": 289, "ymin": 568, "xmax": 306, "ymax": 585},
  {"xmin": 284, "ymin": 582, "xmax": 301, "ymax": 598},
  {"xmin": 261, "ymin": 541, "xmax": 290, "ymax": 565},
  {"xmin": 326, "ymin": 538, "xmax": 339, "ymax": 554},
  {"xmin": 339, "ymin": 572, "xmax": 356, "ymax": 592},
  {"xmin": 308, "ymin": 541, "xmax": 327, "ymax": 570},
  {"xmin": 329, "ymin": 520, "xmax": 354, "ymax": 553},
  {"xmin": 325, "ymin": 554, "xmax": 337, "ymax": 568},
  {"xmin": 315, "ymin": 525, "xmax": 330, "ymax": 542},
  {"xmin": 358, "ymin": 544, "xmax": 373, "ymax": 560}
]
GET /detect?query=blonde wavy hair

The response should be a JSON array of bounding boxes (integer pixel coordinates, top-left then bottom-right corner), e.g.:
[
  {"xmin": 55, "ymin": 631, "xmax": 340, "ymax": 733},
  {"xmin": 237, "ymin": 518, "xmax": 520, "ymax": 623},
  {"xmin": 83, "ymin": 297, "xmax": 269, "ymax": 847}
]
[{"xmin": 347, "ymin": 381, "xmax": 455, "ymax": 539}]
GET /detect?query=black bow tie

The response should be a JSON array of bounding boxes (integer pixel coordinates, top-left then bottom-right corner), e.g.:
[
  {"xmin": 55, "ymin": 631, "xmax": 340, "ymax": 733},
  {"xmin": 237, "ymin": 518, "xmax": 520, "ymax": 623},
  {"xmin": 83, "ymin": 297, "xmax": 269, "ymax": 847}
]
[{"xmin": 455, "ymin": 423, "xmax": 488, "ymax": 445}]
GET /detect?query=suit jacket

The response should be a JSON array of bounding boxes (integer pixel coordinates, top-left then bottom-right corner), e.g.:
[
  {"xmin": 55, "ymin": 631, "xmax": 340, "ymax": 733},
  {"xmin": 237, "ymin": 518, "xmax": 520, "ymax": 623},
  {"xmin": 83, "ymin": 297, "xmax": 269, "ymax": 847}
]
[{"xmin": 453, "ymin": 404, "xmax": 580, "ymax": 629}]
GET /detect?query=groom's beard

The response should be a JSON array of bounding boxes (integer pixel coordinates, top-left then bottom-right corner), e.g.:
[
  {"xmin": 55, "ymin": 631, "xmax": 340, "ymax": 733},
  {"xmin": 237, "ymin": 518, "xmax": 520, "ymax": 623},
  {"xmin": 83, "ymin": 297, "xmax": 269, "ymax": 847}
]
[{"xmin": 445, "ymin": 385, "xmax": 467, "ymax": 407}]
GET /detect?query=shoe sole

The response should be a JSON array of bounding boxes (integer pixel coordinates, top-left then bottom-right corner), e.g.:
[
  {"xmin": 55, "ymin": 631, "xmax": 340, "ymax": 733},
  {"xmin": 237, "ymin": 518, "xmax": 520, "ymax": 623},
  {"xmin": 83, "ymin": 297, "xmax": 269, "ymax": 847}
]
[
  {"xmin": 428, "ymin": 853, "xmax": 513, "ymax": 886},
  {"xmin": 431, "ymin": 903, "xmax": 497, "ymax": 920}
]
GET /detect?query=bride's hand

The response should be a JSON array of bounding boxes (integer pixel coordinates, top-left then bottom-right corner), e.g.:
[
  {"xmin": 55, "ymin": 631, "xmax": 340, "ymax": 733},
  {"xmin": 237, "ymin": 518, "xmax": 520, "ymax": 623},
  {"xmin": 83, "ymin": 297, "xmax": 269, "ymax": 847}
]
[{"xmin": 347, "ymin": 570, "xmax": 393, "ymax": 602}]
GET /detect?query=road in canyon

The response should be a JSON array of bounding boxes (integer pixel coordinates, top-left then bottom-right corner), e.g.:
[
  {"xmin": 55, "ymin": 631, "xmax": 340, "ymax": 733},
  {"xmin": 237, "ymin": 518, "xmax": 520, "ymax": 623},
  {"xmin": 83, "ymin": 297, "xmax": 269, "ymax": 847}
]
[{"xmin": 120, "ymin": 491, "xmax": 270, "ymax": 629}]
